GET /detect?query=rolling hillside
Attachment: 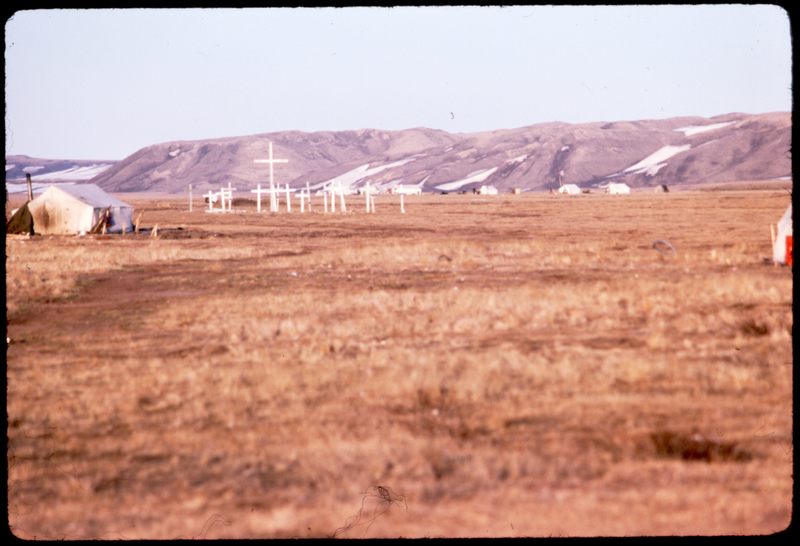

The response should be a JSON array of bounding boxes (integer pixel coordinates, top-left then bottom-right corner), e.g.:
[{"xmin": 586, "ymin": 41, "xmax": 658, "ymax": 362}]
[{"xmin": 12, "ymin": 112, "xmax": 792, "ymax": 194}]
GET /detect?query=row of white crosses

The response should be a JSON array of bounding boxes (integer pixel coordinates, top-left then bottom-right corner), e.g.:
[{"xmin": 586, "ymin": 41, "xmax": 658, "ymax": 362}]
[
  {"xmin": 197, "ymin": 140, "xmax": 404, "ymax": 214},
  {"xmin": 323, "ymin": 180, "xmax": 347, "ymax": 213},
  {"xmin": 250, "ymin": 183, "xmax": 296, "ymax": 213},
  {"xmin": 204, "ymin": 182, "xmax": 236, "ymax": 213}
]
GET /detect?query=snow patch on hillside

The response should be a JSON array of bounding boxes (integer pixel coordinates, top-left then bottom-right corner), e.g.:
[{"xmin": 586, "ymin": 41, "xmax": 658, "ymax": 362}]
[
  {"xmin": 375, "ymin": 178, "xmax": 403, "ymax": 192},
  {"xmin": 675, "ymin": 121, "xmax": 733, "ymax": 136},
  {"xmin": 507, "ymin": 154, "xmax": 527, "ymax": 164},
  {"xmin": 435, "ymin": 167, "xmax": 498, "ymax": 191},
  {"xmin": 5, "ymin": 181, "xmax": 76, "ymax": 194},
  {"xmin": 37, "ymin": 164, "xmax": 113, "ymax": 180},
  {"xmin": 623, "ymin": 145, "xmax": 691, "ymax": 176},
  {"xmin": 313, "ymin": 157, "xmax": 417, "ymax": 192},
  {"xmin": 8, "ymin": 164, "xmax": 113, "ymax": 181}
]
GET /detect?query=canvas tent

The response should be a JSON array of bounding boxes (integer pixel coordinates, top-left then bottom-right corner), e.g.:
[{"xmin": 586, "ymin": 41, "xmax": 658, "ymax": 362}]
[
  {"xmin": 23, "ymin": 184, "xmax": 134, "ymax": 234},
  {"xmin": 558, "ymin": 184, "xmax": 581, "ymax": 195},
  {"xmin": 772, "ymin": 203, "xmax": 792, "ymax": 265},
  {"xmin": 6, "ymin": 201, "xmax": 35, "ymax": 235},
  {"xmin": 606, "ymin": 182, "xmax": 631, "ymax": 195}
]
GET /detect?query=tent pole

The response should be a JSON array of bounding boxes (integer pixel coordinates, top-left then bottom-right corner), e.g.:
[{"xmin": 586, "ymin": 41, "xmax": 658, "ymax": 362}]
[{"xmin": 26, "ymin": 173, "xmax": 33, "ymax": 201}]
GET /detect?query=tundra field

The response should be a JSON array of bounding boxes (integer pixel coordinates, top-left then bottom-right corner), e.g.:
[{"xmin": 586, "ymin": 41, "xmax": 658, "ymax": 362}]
[{"xmin": 5, "ymin": 188, "xmax": 793, "ymax": 538}]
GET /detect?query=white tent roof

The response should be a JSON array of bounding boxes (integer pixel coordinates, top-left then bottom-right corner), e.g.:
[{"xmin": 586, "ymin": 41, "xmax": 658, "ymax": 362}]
[
  {"xmin": 558, "ymin": 184, "xmax": 581, "ymax": 194},
  {"xmin": 44, "ymin": 183, "xmax": 131, "ymax": 209},
  {"xmin": 773, "ymin": 203, "xmax": 792, "ymax": 264}
]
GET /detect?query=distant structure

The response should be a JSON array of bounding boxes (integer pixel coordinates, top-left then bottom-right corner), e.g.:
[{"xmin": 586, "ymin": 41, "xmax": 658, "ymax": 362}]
[
  {"xmin": 558, "ymin": 184, "xmax": 582, "ymax": 195},
  {"xmin": 390, "ymin": 184, "xmax": 422, "ymax": 195},
  {"xmin": 654, "ymin": 184, "xmax": 670, "ymax": 193},
  {"xmin": 478, "ymin": 185, "xmax": 498, "ymax": 195},
  {"xmin": 772, "ymin": 203, "xmax": 793, "ymax": 265},
  {"xmin": 12, "ymin": 184, "xmax": 133, "ymax": 234},
  {"xmin": 606, "ymin": 182, "xmax": 631, "ymax": 195}
]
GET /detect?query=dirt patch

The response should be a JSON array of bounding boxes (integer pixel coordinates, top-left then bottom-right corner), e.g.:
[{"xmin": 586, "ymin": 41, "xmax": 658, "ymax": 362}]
[{"xmin": 650, "ymin": 431, "xmax": 753, "ymax": 463}]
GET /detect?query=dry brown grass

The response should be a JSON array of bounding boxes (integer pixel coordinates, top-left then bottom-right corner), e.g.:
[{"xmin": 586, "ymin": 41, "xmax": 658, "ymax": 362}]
[{"xmin": 6, "ymin": 190, "xmax": 793, "ymax": 538}]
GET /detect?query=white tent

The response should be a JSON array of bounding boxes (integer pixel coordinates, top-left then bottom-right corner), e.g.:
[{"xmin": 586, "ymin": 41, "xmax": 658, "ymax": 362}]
[
  {"xmin": 478, "ymin": 185, "xmax": 499, "ymax": 195},
  {"xmin": 391, "ymin": 184, "xmax": 422, "ymax": 195},
  {"xmin": 773, "ymin": 203, "xmax": 793, "ymax": 265},
  {"xmin": 27, "ymin": 184, "xmax": 134, "ymax": 234},
  {"xmin": 558, "ymin": 184, "xmax": 581, "ymax": 195},
  {"xmin": 606, "ymin": 182, "xmax": 631, "ymax": 195}
]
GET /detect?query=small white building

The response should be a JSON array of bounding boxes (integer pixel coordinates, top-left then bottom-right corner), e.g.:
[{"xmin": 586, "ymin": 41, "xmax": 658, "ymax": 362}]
[
  {"xmin": 606, "ymin": 182, "xmax": 631, "ymax": 195},
  {"xmin": 478, "ymin": 185, "xmax": 499, "ymax": 195},
  {"xmin": 26, "ymin": 184, "xmax": 134, "ymax": 234},
  {"xmin": 390, "ymin": 184, "xmax": 422, "ymax": 195},
  {"xmin": 558, "ymin": 184, "xmax": 582, "ymax": 195}
]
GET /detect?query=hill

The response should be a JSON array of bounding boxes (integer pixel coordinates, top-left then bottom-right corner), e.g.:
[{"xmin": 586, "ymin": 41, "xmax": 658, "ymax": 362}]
[{"xmin": 15, "ymin": 112, "xmax": 794, "ymax": 194}]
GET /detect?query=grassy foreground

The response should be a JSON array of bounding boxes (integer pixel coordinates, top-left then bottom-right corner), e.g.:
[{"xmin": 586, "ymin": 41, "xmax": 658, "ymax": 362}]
[{"xmin": 6, "ymin": 190, "xmax": 793, "ymax": 538}]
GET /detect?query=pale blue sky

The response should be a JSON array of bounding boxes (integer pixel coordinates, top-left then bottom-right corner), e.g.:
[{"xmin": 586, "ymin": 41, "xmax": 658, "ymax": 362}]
[{"xmin": 4, "ymin": 5, "xmax": 792, "ymax": 160}]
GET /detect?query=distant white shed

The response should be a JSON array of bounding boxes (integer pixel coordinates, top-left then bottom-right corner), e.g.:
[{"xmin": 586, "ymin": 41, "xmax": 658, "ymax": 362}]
[
  {"xmin": 26, "ymin": 184, "xmax": 134, "ymax": 234},
  {"xmin": 606, "ymin": 182, "xmax": 631, "ymax": 195},
  {"xmin": 390, "ymin": 184, "xmax": 422, "ymax": 195},
  {"xmin": 558, "ymin": 184, "xmax": 582, "ymax": 195}
]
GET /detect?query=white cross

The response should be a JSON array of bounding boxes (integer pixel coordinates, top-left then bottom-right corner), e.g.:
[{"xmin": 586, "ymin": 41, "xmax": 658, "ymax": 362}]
[
  {"xmin": 329, "ymin": 183, "xmax": 336, "ymax": 213},
  {"xmin": 266, "ymin": 185, "xmax": 285, "ymax": 212},
  {"xmin": 284, "ymin": 184, "xmax": 297, "ymax": 213},
  {"xmin": 205, "ymin": 190, "xmax": 219, "ymax": 212},
  {"xmin": 251, "ymin": 184, "xmax": 270, "ymax": 213},
  {"xmin": 298, "ymin": 189, "xmax": 309, "ymax": 213},
  {"xmin": 306, "ymin": 181, "xmax": 312, "ymax": 212},
  {"xmin": 223, "ymin": 182, "xmax": 237, "ymax": 212},
  {"xmin": 220, "ymin": 187, "xmax": 234, "ymax": 213},
  {"xmin": 364, "ymin": 182, "xmax": 375, "ymax": 213},
  {"xmin": 254, "ymin": 141, "xmax": 288, "ymax": 213}
]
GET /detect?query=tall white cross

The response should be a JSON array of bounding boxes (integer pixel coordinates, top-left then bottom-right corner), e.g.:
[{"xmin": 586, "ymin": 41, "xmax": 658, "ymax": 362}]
[
  {"xmin": 263, "ymin": 185, "xmax": 285, "ymax": 212},
  {"xmin": 254, "ymin": 141, "xmax": 289, "ymax": 213},
  {"xmin": 306, "ymin": 181, "xmax": 312, "ymax": 212}
]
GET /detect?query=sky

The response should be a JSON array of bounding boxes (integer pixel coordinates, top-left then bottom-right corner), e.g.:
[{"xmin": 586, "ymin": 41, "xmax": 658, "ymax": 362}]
[{"xmin": 4, "ymin": 5, "xmax": 793, "ymax": 160}]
